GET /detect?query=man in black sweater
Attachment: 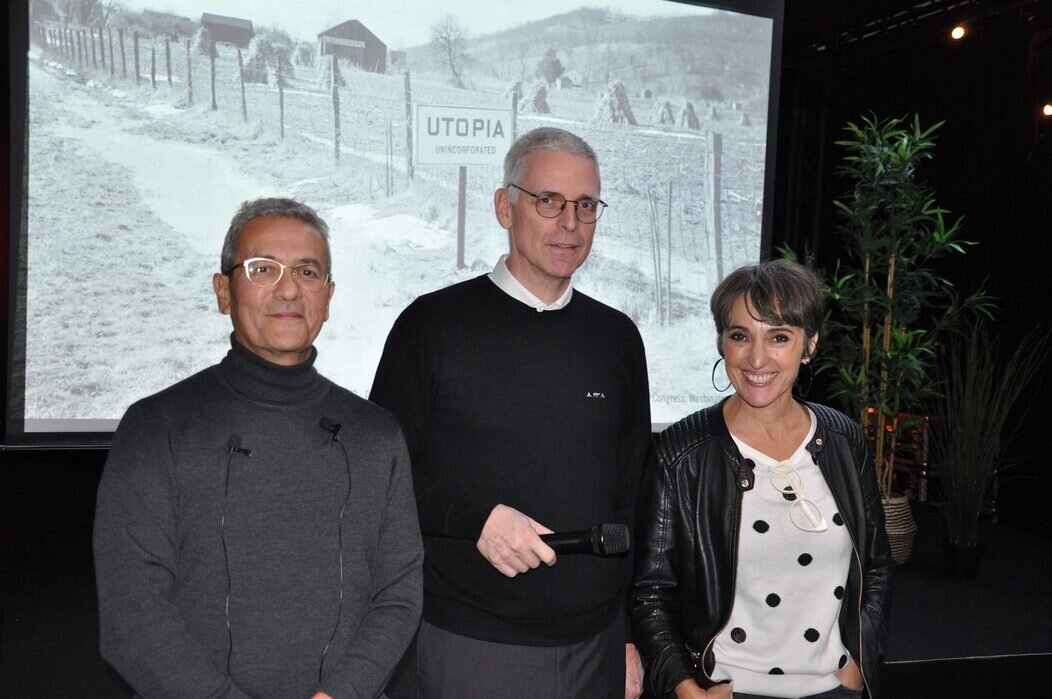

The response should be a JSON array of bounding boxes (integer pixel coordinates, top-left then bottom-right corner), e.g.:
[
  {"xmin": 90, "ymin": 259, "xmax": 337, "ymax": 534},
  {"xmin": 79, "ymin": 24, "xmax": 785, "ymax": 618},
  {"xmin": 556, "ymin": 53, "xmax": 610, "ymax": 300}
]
[
  {"xmin": 371, "ymin": 128, "xmax": 651, "ymax": 698},
  {"xmin": 94, "ymin": 198, "xmax": 422, "ymax": 698}
]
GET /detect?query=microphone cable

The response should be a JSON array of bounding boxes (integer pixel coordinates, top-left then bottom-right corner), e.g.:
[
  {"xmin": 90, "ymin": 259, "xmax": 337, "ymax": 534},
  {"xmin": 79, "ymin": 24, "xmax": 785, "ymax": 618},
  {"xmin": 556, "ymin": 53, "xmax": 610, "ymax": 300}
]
[
  {"xmin": 318, "ymin": 419, "xmax": 351, "ymax": 683},
  {"xmin": 220, "ymin": 435, "xmax": 251, "ymax": 677}
]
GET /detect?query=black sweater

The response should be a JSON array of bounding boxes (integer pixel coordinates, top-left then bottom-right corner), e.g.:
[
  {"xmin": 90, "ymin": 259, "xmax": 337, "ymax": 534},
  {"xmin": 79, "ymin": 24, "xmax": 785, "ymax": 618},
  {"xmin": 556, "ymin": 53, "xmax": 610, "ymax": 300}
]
[
  {"xmin": 94, "ymin": 338, "xmax": 422, "ymax": 698},
  {"xmin": 371, "ymin": 275, "xmax": 651, "ymax": 645}
]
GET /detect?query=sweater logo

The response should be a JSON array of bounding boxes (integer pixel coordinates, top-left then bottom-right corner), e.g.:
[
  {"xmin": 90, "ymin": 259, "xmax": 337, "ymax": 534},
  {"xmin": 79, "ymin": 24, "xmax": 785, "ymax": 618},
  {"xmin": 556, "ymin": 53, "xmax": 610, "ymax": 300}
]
[{"xmin": 585, "ymin": 391, "xmax": 606, "ymax": 399}]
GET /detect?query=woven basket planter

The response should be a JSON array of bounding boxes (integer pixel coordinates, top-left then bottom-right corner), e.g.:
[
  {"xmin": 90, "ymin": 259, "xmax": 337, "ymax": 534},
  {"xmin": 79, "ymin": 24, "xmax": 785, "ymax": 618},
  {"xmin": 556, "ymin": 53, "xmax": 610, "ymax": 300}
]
[{"xmin": 882, "ymin": 494, "xmax": 917, "ymax": 565}]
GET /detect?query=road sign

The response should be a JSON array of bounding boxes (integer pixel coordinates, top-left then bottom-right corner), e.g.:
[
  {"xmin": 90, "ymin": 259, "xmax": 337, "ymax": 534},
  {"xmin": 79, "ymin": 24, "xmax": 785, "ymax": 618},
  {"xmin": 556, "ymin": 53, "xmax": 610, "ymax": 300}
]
[{"xmin": 415, "ymin": 104, "xmax": 513, "ymax": 167}]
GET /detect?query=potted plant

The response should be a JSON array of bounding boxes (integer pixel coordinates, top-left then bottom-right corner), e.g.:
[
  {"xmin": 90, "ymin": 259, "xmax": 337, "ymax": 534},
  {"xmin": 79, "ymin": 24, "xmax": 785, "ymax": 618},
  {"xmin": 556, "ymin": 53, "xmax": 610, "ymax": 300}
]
[
  {"xmin": 925, "ymin": 322, "xmax": 1049, "ymax": 578},
  {"xmin": 788, "ymin": 113, "xmax": 992, "ymax": 564}
]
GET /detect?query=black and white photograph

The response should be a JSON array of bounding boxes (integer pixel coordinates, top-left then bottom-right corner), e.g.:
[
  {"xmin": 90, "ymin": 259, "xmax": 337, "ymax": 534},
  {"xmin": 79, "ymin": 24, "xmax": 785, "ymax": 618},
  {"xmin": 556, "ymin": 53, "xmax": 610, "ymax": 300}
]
[{"xmin": 21, "ymin": 0, "xmax": 776, "ymax": 432}]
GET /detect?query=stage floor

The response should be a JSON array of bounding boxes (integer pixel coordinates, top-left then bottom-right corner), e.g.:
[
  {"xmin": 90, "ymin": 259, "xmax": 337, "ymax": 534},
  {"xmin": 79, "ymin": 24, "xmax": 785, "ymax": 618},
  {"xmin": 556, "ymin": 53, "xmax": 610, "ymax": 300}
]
[
  {"xmin": 887, "ymin": 502, "xmax": 1052, "ymax": 664},
  {"xmin": 2, "ymin": 454, "xmax": 1050, "ymax": 697}
]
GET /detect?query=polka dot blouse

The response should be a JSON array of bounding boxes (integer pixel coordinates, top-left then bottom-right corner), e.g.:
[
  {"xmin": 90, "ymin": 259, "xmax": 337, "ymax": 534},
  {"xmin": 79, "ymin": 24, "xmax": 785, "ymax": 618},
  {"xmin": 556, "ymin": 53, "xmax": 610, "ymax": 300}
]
[{"xmin": 711, "ymin": 408, "xmax": 853, "ymax": 698}]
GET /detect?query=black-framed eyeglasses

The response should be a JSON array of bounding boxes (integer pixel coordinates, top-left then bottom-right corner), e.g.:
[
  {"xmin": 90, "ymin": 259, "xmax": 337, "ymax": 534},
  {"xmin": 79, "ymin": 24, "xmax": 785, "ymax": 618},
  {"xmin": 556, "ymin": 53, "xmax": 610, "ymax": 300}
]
[
  {"xmin": 507, "ymin": 184, "xmax": 607, "ymax": 223},
  {"xmin": 225, "ymin": 257, "xmax": 332, "ymax": 291}
]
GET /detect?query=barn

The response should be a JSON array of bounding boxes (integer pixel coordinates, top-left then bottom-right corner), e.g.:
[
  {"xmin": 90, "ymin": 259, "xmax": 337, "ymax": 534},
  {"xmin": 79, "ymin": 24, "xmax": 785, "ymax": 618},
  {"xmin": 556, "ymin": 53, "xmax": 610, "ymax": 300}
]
[
  {"xmin": 318, "ymin": 20, "xmax": 387, "ymax": 73},
  {"xmin": 200, "ymin": 12, "xmax": 254, "ymax": 47}
]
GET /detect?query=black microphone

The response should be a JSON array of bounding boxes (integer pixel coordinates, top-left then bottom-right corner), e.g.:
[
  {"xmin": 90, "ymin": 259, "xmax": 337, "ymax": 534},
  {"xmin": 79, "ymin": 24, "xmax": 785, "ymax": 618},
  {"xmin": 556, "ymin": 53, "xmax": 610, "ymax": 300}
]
[
  {"xmin": 540, "ymin": 523, "xmax": 630, "ymax": 556},
  {"xmin": 227, "ymin": 435, "xmax": 252, "ymax": 456},
  {"xmin": 319, "ymin": 417, "xmax": 342, "ymax": 442}
]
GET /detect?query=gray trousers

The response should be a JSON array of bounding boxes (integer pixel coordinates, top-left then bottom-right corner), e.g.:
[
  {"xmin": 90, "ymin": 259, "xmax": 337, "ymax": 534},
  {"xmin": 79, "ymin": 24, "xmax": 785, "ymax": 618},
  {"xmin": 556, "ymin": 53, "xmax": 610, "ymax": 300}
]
[{"xmin": 415, "ymin": 614, "xmax": 625, "ymax": 699}]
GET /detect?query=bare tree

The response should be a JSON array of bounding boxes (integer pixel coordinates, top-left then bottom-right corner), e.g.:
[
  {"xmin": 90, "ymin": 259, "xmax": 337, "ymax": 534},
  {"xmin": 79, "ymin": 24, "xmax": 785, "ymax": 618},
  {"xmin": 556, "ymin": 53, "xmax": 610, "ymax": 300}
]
[
  {"xmin": 100, "ymin": 0, "xmax": 122, "ymax": 25},
  {"xmin": 515, "ymin": 41, "xmax": 531, "ymax": 82},
  {"xmin": 431, "ymin": 15, "xmax": 467, "ymax": 88},
  {"xmin": 54, "ymin": 0, "xmax": 122, "ymax": 25},
  {"xmin": 55, "ymin": 0, "xmax": 99, "ymax": 24}
]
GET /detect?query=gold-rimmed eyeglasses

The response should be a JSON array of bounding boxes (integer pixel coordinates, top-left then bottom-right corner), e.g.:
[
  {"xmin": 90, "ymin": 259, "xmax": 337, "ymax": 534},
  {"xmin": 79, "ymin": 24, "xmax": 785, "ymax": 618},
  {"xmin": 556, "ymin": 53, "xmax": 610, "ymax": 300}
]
[
  {"xmin": 507, "ymin": 184, "xmax": 607, "ymax": 223},
  {"xmin": 225, "ymin": 257, "xmax": 332, "ymax": 291},
  {"xmin": 768, "ymin": 462, "xmax": 828, "ymax": 533}
]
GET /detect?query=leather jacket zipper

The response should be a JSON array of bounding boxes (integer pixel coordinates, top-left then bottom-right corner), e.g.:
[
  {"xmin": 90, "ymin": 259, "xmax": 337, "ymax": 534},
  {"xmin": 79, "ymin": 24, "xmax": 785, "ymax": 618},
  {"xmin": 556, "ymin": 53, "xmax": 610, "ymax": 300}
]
[
  {"xmin": 817, "ymin": 446, "xmax": 870, "ymax": 696},
  {"xmin": 852, "ymin": 546, "xmax": 869, "ymax": 696}
]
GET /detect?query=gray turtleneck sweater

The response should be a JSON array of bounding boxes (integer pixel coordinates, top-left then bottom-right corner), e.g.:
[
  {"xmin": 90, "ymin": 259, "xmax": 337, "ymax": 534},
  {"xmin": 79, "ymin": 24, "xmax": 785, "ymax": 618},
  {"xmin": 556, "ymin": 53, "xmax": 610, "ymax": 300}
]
[{"xmin": 93, "ymin": 338, "xmax": 422, "ymax": 699}]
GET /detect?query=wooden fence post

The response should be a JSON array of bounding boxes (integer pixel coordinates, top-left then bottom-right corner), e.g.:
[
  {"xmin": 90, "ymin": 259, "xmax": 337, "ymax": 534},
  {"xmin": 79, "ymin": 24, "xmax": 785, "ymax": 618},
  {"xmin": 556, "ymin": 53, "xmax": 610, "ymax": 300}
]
[
  {"xmin": 185, "ymin": 39, "xmax": 193, "ymax": 105},
  {"xmin": 165, "ymin": 37, "xmax": 171, "ymax": 86},
  {"xmin": 332, "ymin": 58, "xmax": 341, "ymax": 165},
  {"xmin": 90, "ymin": 27, "xmax": 97, "ymax": 68},
  {"xmin": 382, "ymin": 120, "xmax": 391, "ymax": 196},
  {"xmin": 403, "ymin": 71, "xmax": 413, "ymax": 179},
  {"xmin": 278, "ymin": 81, "xmax": 285, "ymax": 139},
  {"xmin": 708, "ymin": 131, "xmax": 724, "ymax": 282},
  {"xmin": 457, "ymin": 167, "xmax": 467, "ymax": 269},
  {"xmin": 512, "ymin": 92, "xmax": 519, "ymax": 141},
  {"xmin": 133, "ymin": 32, "xmax": 140, "ymax": 84},
  {"xmin": 666, "ymin": 179, "xmax": 673, "ymax": 326},
  {"xmin": 648, "ymin": 192, "xmax": 663, "ymax": 322},
  {"xmin": 237, "ymin": 48, "xmax": 247, "ymax": 122},
  {"xmin": 76, "ymin": 29, "xmax": 83, "ymax": 66},
  {"xmin": 209, "ymin": 40, "xmax": 217, "ymax": 111},
  {"xmin": 150, "ymin": 45, "xmax": 156, "ymax": 88},
  {"xmin": 98, "ymin": 26, "xmax": 105, "ymax": 69},
  {"xmin": 108, "ymin": 28, "xmax": 115, "ymax": 77},
  {"xmin": 118, "ymin": 28, "xmax": 126, "ymax": 79}
]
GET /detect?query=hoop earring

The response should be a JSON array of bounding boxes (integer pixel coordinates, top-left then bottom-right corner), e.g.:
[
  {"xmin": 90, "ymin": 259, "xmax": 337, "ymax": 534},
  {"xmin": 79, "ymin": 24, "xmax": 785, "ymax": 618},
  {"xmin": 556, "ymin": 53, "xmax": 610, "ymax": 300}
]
[
  {"xmin": 711, "ymin": 358, "xmax": 731, "ymax": 392},
  {"xmin": 796, "ymin": 361, "xmax": 814, "ymax": 398}
]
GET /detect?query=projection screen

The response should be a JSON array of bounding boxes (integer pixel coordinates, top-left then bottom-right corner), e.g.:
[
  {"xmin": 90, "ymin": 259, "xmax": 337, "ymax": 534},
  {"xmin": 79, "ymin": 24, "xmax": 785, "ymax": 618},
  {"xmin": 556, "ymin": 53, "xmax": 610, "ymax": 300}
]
[{"xmin": 5, "ymin": 0, "xmax": 783, "ymax": 445}]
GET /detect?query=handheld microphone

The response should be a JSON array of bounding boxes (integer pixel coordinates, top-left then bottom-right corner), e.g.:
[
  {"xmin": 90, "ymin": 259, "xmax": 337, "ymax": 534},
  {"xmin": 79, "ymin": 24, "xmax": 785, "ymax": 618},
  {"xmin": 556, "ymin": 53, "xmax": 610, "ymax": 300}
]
[
  {"xmin": 319, "ymin": 418, "xmax": 342, "ymax": 442},
  {"xmin": 227, "ymin": 435, "xmax": 252, "ymax": 456},
  {"xmin": 540, "ymin": 523, "xmax": 630, "ymax": 556}
]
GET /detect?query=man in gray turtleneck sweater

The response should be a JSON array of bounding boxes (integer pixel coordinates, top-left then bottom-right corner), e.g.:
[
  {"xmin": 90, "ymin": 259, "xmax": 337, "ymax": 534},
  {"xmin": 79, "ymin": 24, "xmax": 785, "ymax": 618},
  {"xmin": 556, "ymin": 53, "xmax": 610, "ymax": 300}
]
[{"xmin": 93, "ymin": 198, "xmax": 422, "ymax": 699}]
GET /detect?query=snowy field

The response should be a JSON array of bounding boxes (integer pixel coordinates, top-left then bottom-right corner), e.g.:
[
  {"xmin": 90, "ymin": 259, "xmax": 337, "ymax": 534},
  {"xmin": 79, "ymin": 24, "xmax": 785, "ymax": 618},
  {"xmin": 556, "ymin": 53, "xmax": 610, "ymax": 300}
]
[{"xmin": 22, "ymin": 13, "xmax": 770, "ymax": 430}]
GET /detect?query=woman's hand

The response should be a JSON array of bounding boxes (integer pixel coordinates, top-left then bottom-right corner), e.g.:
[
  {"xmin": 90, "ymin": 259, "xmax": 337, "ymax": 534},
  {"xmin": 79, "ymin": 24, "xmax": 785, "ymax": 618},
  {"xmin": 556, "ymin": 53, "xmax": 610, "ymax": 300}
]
[
  {"xmin": 836, "ymin": 655, "xmax": 863, "ymax": 690},
  {"xmin": 625, "ymin": 643, "xmax": 643, "ymax": 699},
  {"xmin": 673, "ymin": 679, "xmax": 708, "ymax": 698},
  {"xmin": 674, "ymin": 678, "xmax": 733, "ymax": 698}
]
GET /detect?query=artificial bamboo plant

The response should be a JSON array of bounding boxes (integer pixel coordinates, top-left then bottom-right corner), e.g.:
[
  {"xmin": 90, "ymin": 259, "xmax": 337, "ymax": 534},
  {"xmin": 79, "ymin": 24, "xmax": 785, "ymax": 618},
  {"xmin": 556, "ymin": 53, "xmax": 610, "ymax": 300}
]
[{"xmin": 808, "ymin": 114, "xmax": 993, "ymax": 498}]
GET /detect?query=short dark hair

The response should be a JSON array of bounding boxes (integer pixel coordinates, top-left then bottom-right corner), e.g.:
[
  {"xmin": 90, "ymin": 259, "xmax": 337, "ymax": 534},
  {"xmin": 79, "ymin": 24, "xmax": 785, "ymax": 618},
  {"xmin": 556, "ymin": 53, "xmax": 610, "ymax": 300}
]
[
  {"xmin": 503, "ymin": 127, "xmax": 600, "ymax": 200},
  {"xmin": 220, "ymin": 198, "xmax": 331, "ymax": 274},
  {"xmin": 710, "ymin": 260, "xmax": 824, "ymax": 358}
]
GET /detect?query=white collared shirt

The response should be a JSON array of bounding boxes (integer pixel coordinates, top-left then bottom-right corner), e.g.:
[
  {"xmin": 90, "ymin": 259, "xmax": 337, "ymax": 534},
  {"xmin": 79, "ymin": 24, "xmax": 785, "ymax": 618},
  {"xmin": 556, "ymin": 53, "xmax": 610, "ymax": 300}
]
[{"xmin": 487, "ymin": 254, "xmax": 573, "ymax": 312}]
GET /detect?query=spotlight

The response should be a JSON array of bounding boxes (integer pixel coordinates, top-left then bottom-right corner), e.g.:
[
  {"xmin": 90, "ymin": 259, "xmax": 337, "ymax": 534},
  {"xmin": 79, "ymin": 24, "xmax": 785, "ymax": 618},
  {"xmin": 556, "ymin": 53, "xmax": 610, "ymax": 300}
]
[
  {"xmin": 1044, "ymin": 103, "xmax": 1052, "ymax": 118},
  {"xmin": 950, "ymin": 24, "xmax": 967, "ymax": 40}
]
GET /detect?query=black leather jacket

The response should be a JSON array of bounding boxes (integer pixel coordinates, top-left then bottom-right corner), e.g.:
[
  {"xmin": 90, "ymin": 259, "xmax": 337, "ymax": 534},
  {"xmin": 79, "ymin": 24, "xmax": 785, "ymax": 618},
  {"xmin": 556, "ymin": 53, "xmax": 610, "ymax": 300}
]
[{"xmin": 631, "ymin": 399, "xmax": 892, "ymax": 698}]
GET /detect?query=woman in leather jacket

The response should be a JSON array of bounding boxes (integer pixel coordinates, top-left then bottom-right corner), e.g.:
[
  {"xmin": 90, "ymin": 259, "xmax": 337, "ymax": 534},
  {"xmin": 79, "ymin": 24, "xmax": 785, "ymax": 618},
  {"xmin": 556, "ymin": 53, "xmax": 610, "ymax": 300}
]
[{"xmin": 631, "ymin": 261, "xmax": 891, "ymax": 699}]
